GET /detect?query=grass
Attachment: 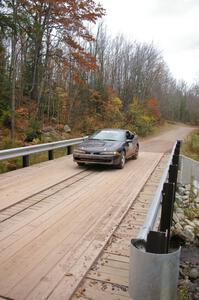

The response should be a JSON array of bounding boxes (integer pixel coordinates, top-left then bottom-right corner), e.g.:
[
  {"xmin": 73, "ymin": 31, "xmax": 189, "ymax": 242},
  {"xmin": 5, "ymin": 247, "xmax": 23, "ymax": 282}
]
[
  {"xmin": 0, "ymin": 147, "xmax": 72, "ymax": 174},
  {"xmin": 182, "ymin": 131, "xmax": 199, "ymax": 161}
]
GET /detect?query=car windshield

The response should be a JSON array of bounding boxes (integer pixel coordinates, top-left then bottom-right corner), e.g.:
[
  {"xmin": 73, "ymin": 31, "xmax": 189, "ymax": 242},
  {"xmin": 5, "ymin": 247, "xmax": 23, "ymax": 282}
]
[{"xmin": 90, "ymin": 130, "xmax": 125, "ymax": 142}]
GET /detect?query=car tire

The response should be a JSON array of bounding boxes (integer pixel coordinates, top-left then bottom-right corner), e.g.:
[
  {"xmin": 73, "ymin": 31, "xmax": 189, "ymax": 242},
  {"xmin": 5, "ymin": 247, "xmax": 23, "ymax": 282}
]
[
  {"xmin": 117, "ymin": 151, "xmax": 126, "ymax": 169},
  {"xmin": 132, "ymin": 144, "xmax": 139, "ymax": 160},
  {"xmin": 77, "ymin": 162, "xmax": 85, "ymax": 167}
]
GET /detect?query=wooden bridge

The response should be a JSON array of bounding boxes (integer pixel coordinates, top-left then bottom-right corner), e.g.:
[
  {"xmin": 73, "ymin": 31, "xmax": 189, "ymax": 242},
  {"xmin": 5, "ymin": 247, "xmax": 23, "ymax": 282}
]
[{"xmin": 0, "ymin": 125, "xmax": 193, "ymax": 300}]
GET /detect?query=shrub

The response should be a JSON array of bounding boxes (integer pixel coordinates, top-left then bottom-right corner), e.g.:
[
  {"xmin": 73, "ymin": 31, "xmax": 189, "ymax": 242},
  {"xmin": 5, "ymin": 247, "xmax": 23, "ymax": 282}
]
[
  {"xmin": 182, "ymin": 131, "xmax": 199, "ymax": 161},
  {"xmin": 1, "ymin": 137, "xmax": 23, "ymax": 150},
  {"xmin": 0, "ymin": 110, "xmax": 11, "ymax": 128},
  {"xmin": 25, "ymin": 118, "xmax": 42, "ymax": 142}
]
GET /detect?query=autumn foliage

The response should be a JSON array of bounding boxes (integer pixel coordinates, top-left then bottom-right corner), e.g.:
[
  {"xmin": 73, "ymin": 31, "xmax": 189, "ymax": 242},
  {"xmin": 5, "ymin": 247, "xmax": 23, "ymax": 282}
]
[{"xmin": 147, "ymin": 98, "xmax": 161, "ymax": 120}]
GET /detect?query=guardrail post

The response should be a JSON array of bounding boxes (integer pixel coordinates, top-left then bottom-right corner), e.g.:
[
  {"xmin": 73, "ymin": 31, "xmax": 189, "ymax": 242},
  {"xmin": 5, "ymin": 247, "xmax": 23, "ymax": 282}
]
[
  {"xmin": 48, "ymin": 150, "xmax": 54, "ymax": 160},
  {"xmin": 67, "ymin": 145, "xmax": 73, "ymax": 155},
  {"xmin": 174, "ymin": 140, "xmax": 181, "ymax": 156},
  {"xmin": 160, "ymin": 182, "xmax": 175, "ymax": 252},
  {"xmin": 22, "ymin": 155, "xmax": 29, "ymax": 168},
  {"xmin": 168, "ymin": 164, "xmax": 178, "ymax": 187},
  {"xmin": 146, "ymin": 231, "xmax": 166, "ymax": 254},
  {"xmin": 172, "ymin": 154, "xmax": 179, "ymax": 165}
]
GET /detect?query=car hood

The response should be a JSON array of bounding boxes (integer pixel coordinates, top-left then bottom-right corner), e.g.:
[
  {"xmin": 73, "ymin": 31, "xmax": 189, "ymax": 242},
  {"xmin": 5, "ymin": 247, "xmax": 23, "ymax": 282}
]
[{"xmin": 77, "ymin": 139, "xmax": 123, "ymax": 152}]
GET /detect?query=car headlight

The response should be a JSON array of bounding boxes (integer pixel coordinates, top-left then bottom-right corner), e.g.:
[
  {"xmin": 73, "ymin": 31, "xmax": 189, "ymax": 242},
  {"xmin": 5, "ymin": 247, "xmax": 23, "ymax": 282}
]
[
  {"xmin": 73, "ymin": 149, "xmax": 86, "ymax": 154},
  {"xmin": 100, "ymin": 151, "xmax": 120, "ymax": 155}
]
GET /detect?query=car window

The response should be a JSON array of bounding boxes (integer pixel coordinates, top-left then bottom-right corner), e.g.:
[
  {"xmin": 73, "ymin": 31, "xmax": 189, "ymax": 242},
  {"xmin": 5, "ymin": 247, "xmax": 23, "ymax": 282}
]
[{"xmin": 91, "ymin": 130, "xmax": 125, "ymax": 141}]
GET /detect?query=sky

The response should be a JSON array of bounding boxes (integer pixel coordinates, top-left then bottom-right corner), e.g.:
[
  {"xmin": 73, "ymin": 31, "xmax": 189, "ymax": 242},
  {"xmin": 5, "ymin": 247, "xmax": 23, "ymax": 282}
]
[{"xmin": 98, "ymin": 0, "xmax": 199, "ymax": 85}]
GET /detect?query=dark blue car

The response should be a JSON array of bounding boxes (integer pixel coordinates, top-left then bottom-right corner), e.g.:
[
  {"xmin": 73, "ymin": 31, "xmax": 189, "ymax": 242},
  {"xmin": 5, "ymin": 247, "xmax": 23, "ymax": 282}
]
[{"xmin": 73, "ymin": 128, "xmax": 139, "ymax": 169}]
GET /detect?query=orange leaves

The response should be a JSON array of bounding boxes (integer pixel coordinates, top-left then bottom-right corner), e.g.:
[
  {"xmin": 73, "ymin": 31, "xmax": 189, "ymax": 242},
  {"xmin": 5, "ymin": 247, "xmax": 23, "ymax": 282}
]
[
  {"xmin": 90, "ymin": 90, "xmax": 101, "ymax": 100},
  {"xmin": 65, "ymin": 36, "xmax": 84, "ymax": 51},
  {"xmin": 16, "ymin": 107, "xmax": 29, "ymax": 118},
  {"xmin": 147, "ymin": 98, "xmax": 161, "ymax": 120},
  {"xmin": 148, "ymin": 98, "xmax": 158, "ymax": 108},
  {"xmin": 71, "ymin": 50, "xmax": 97, "ymax": 72}
]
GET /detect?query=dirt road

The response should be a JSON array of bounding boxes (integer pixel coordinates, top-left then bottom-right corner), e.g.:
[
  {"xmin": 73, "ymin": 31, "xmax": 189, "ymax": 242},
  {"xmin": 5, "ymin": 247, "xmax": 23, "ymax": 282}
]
[{"xmin": 141, "ymin": 123, "xmax": 194, "ymax": 152}]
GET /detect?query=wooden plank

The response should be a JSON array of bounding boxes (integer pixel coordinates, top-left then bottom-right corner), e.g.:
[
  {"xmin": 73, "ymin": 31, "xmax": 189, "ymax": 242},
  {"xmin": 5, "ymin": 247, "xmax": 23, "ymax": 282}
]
[
  {"xmin": 102, "ymin": 253, "xmax": 129, "ymax": 263},
  {"xmin": 72, "ymin": 278, "xmax": 131, "ymax": 300},
  {"xmin": 0, "ymin": 156, "xmax": 84, "ymax": 211},
  {"xmin": 0, "ymin": 170, "xmax": 103, "ymax": 242}
]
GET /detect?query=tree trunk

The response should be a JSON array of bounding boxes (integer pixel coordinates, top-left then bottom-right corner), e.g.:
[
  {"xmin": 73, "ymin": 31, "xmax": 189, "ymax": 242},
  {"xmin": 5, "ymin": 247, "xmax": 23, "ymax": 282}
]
[{"xmin": 11, "ymin": 0, "xmax": 18, "ymax": 142}]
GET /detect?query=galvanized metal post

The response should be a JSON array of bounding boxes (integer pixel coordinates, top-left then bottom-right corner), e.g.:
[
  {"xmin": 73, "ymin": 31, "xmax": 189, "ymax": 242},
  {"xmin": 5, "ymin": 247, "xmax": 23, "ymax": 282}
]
[
  {"xmin": 129, "ymin": 241, "xmax": 181, "ymax": 300},
  {"xmin": 22, "ymin": 155, "xmax": 29, "ymax": 167},
  {"xmin": 48, "ymin": 150, "xmax": 54, "ymax": 160}
]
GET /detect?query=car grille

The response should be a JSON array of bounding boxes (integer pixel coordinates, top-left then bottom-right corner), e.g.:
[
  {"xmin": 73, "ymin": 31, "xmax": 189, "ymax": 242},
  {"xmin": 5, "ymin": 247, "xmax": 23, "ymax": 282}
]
[
  {"xmin": 78, "ymin": 157, "xmax": 112, "ymax": 163},
  {"xmin": 85, "ymin": 151, "xmax": 100, "ymax": 155}
]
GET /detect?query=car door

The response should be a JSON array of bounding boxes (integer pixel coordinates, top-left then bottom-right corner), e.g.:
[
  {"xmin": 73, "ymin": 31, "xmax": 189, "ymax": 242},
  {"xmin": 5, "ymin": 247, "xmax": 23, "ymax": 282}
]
[
  {"xmin": 125, "ymin": 131, "xmax": 134, "ymax": 158},
  {"xmin": 131, "ymin": 132, "xmax": 138, "ymax": 155}
]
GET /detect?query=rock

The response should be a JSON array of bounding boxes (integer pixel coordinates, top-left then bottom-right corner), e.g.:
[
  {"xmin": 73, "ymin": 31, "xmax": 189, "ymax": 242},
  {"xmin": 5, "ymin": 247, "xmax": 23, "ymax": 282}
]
[
  {"xmin": 178, "ymin": 187, "xmax": 186, "ymax": 196},
  {"xmin": 193, "ymin": 188, "xmax": 199, "ymax": 196},
  {"xmin": 184, "ymin": 225, "xmax": 195, "ymax": 241},
  {"xmin": 189, "ymin": 268, "xmax": 199, "ymax": 279},
  {"xmin": 175, "ymin": 222, "xmax": 183, "ymax": 231},
  {"xmin": 193, "ymin": 219, "xmax": 199, "ymax": 227},
  {"xmin": 184, "ymin": 219, "xmax": 195, "ymax": 227},
  {"xmin": 178, "ymin": 213, "xmax": 186, "ymax": 221},
  {"xmin": 173, "ymin": 227, "xmax": 186, "ymax": 241},
  {"xmin": 42, "ymin": 126, "xmax": 54, "ymax": 133},
  {"xmin": 176, "ymin": 197, "xmax": 183, "ymax": 206},
  {"xmin": 64, "ymin": 125, "xmax": 71, "ymax": 133},
  {"xmin": 176, "ymin": 207, "xmax": 184, "ymax": 214},
  {"xmin": 182, "ymin": 195, "xmax": 189, "ymax": 201},
  {"xmin": 184, "ymin": 190, "xmax": 190, "ymax": 196},
  {"xmin": 195, "ymin": 197, "xmax": 199, "ymax": 204},
  {"xmin": 194, "ymin": 293, "xmax": 199, "ymax": 300},
  {"xmin": 188, "ymin": 281, "xmax": 198, "ymax": 292},
  {"xmin": 190, "ymin": 203, "xmax": 196, "ymax": 209},
  {"xmin": 51, "ymin": 117, "xmax": 57, "ymax": 123},
  {"xmin": 193, "ymin": 180, "xmax": 199, "ymax": 189},
  {"xmin": 173, "ymin": 213, "xmax": 180, "ymax": 224},
  {"xmin": 185, "ymin": 184, "xmax": 191, "ymax": 191}
]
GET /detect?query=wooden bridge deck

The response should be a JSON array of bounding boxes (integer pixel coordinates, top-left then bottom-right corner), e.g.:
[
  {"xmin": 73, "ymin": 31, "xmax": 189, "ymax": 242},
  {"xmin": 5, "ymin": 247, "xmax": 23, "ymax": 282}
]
[
  {"xmin": 0, "ymin": 125, "xmax": 194, "ymax": 300},
  {"xmin": 72, "ymin": 154, "xmax": 169, "ymax": 300},
  {"xmin": 0, "ymin": 151, "xmax": 163, "ymax": 300}
]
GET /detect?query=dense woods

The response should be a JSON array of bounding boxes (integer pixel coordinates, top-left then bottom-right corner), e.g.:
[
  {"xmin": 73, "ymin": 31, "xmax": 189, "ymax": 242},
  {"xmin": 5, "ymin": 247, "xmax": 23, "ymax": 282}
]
[{"xmin": 0, "ymin": 0, "xmax": 199, "ymax": 147}]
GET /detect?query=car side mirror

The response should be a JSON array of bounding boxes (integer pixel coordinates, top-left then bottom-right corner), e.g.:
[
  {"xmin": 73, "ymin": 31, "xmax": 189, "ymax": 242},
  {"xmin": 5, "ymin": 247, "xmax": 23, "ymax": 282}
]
[{"xmin": 126, "ymin": 139, "xmax": 132, "ymax": 143}]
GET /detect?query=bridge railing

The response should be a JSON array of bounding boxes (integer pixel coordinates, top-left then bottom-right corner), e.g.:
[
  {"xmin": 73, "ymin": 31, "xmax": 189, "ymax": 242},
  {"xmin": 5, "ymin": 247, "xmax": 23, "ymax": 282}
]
[
  {"xmin": 129, "ymin": 140, "xmax": 182, "ymax": 300},
  {"xmin": 0, "ymin": 137, "xmax": 87, "ymax": 167},
  {"xmin": 137, "ymin": 140, "xmax": 181, "ymax": 251}
]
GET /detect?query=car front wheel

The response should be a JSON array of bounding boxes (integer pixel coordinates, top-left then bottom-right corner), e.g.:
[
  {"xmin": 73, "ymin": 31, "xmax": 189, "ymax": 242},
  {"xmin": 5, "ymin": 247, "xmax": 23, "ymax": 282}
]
[
  {"xmin": 117, "ymin": 151, "xmax": 126, "ymax": 169},
  {"xmin": 77, "ymin": 162, "xmax": 85, "ymax": 167},
  {"xmin": 132, "ymin": 144, "xmax": 139, "ymax": 159}
]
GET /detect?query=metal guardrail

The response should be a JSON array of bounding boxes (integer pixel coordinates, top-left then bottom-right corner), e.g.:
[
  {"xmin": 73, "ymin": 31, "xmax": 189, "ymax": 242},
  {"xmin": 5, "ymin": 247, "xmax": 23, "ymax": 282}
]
[
  {"xmin": 129, "ymin": 140, "xmax": 182, "ymax": 300},
  {"xmin": 0, "ymin": 137, "xmax": 86, "ymax": 167},
  {"xmin": 135, "ymin": 140, "xmax": 181, "ymax": 252},
  {"xmin": 137, "ymin": 140, "xmax": 180, "ymax": 243}
]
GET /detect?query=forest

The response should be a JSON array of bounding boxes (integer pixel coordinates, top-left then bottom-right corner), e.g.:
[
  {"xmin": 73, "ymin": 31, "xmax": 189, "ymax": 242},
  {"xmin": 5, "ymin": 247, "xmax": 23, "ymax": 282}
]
[{"xmin": 0, "ymin": 0, "xmax": 199, "ymax": 150}]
